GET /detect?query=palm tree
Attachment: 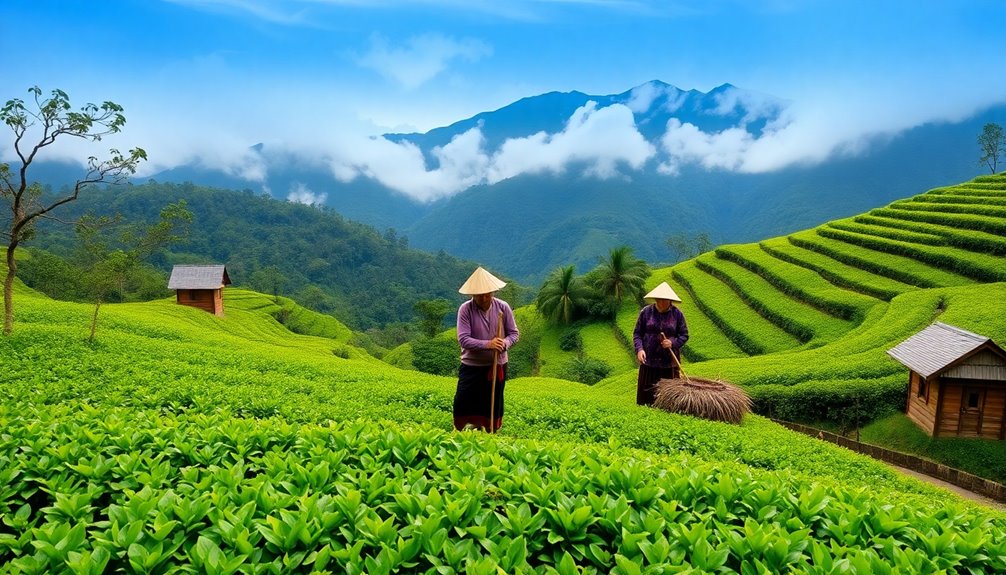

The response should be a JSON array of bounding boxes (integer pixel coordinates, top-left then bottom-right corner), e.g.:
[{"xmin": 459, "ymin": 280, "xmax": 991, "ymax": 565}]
[
  {"xmin": 593, "ymin": 246, "xmax": 649, "ymax": 316},
  {"xmin": 536, "ymin": 265, "xmax": 590, "ymax": 324}
]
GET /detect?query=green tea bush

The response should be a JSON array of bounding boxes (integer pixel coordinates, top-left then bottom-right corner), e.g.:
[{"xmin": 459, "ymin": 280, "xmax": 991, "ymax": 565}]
[
  {"xmin": 758, "ymin": 237, "xmax": 910, "ymax": 301},
  {"xmin": 672, "ymin": 261, "xmax": 800, "ymax": 356},
  {"xmin": 855, "ymin": 214, "xmax": 1006, "ymax": 255},
  {"xmin": 694, "ymin": 254, "xmax": 856, "ymax": 346},
  {"xmin": 410, "ymin": 336, "xmax": 460, "ymax": 377},
  {"xmin": 2, "ymin": 405, "xmax": 1003, "ymax": 574},
  {"xmin": 827, "ymin": 218, "xmax": 945, "ymax": 246},
  {"xmin": 714, "ymin": 244, "xmax": 879, "ymax": 321},
  {"xmin": 559, "ymin": 327, "xmax": 582, "ymax": 352},
  {"xmin": 818, "ymin": 226, "xmax": 1006, "ymax": 282},
  {"xmin": 748, "ymin": 374, "xmax": 906, "ymax": 430},
  {"xmin": 788, "ymin": 230, "xmax": 972, "ymax": 288},
  {"xmin": 557, "ymin": 356, "xmax": 612, "ymax": 385},
  {"xmin": 871, "ymin": 206, "xmax": 1006, "ymax": 237}
]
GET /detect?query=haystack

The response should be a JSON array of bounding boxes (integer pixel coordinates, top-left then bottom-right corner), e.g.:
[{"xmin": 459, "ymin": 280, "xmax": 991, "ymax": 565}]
[{"xmin": 653, "ymin": 376, "xmax": 751, "ymax": 424}]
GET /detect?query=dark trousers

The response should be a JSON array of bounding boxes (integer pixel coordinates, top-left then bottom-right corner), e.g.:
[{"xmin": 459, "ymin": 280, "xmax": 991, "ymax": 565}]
[
  {"xmin": 636, "ymin": 364, "xmax": 678, "ymax": 406},
  {"xmin": 454, "ymin": 363, "xmax": 506, "ymax": 431}
]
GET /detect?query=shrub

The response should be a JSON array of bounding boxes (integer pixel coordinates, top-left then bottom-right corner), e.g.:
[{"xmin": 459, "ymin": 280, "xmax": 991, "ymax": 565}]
[
  {"xmin": 558, "ymin": 356, "xmax": 612, "ymax": 385},
  {"xmin": 410, "ymin": 336, "xmax": 460, "ymax": 376},
  {"xmin": 558, "ymin": 327, "xmax": 582, "ymax": 352}
]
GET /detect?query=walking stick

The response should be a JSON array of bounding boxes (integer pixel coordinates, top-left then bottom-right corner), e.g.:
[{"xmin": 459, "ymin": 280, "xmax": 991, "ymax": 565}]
[
  {"xmin": 661, "ymin": 332, "xmax": 690, "ymax": 383},
  {"xmin": 489, "ymin": 310, "xmax": 504, "ymax": 433}
]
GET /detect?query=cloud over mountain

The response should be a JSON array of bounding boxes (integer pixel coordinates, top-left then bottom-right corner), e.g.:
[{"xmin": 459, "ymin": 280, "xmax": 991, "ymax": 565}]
[{"xmin": 355, "ymin": 33, "xmax": 492, "ymax": 90}]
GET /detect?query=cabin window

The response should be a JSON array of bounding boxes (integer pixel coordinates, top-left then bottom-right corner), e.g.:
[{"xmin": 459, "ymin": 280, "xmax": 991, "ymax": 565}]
[
  {"xmin": 917, "ymin": 378, "xmax": 926, "ymax": 399},
  {"xmin": 189, "ymin": 290, "xmax": 197, "ymax": 300},
  {"xmin": 966, "ymin": 391, "xmax": 980, "ymax": 409}
]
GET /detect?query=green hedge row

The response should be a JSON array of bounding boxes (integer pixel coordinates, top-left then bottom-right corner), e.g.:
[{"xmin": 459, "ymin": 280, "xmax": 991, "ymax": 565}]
[
  {"xmin": 909, "ymin": 194, "xmax": 1006, "ymax": 206},
  {"xmin": 694, "ymin": 255, "xmax": 855, "ymax": 345},
  {"xmin": 671, "ymin": 262, "xmax": 799, "ymax": 356},
  {"xmin": 870, "ymin": 206, "xmax": 1006, "ymax": 237},
  {"xmin": 826, "ymin": 218, "xmax": 945, "ymax": 247},
  {"xmin": 890, "ymin": 199, "xmax": 1006, "ymax": 219},
  {"xmin": 748, "ymin": 374, "xmax": 907, "ymax": 430},
  {"xmin": 854, "ymin": 214, "xmax": 1006, "ymax": 256},
  {"xmin": 715, "ymin": 244, "xmax": 878, "ymax": 321},
  {"xmin": 758, "ymin": 237, "xmax": 908, "ymax": 301},
  {"xmin": 818, "ymin": 226, "xmax": 1006, "ymax": 283},
  {"xmin": 786, "ymin": 231, "xmax": 969, "ymax": 289}
]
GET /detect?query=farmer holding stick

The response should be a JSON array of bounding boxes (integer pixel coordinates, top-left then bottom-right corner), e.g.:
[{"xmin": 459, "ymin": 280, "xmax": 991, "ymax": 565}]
[
  {"xmin": 454, "ymin": 267, "xmax": 520, "ymax": 432},
  {"xmin": 632, "ymin": 282, "xmax": 689, "ymax": 406}
]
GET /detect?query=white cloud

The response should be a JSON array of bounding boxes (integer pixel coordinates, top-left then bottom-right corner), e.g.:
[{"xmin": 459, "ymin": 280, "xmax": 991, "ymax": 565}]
[
  {"xmin": 321, "ymin": 102, "xmax": 655, "ymax": 201},
  {"xmin": 625, "ymin": 81, "xmax": 688, "ymax": 114},
  {"xmin": 488, "ymin": 102, "xmax": 656, "ymax": 182},
  {"xmin": 325, "ymin": 127, "xmax": 490, "ymax": 202},
  {"xmin": 658, "ymin": 119, "xmax": 754, "ymax": 175},
  {"xmin": 287, "ymin": 182, "xmax": 327, "ymax": 205},
  {"xmin": 356, "ymin": 33, "xmax": 492, "ymax": 90},
  {"xmin": 710, "ymin": 85, "xmax": 788, "ymax": 127}
]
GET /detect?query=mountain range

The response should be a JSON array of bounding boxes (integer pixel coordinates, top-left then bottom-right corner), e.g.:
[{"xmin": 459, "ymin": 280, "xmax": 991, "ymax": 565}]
[{"xmin": 31, "ymin": 81, "xmax": 1006, "ymax": 283}]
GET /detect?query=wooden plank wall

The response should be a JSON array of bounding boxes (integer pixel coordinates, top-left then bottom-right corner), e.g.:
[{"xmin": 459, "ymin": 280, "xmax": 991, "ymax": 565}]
[
  {"xmin": 906, "ymin": 372, "xmax": 937, "ymax": 435},
  {"xmin": 939, "ymin": 381, "xmax": 963, "ymax": 436},
  {"xmin": 982, "ymin": 388, "xmax": 1006, "ymax": 440}
]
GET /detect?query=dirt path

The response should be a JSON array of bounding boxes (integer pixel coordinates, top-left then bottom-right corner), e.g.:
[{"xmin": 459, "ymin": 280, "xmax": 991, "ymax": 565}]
[{"xmin": 889, "ymin": 463, "xmax": 1006, "ymax": 511}]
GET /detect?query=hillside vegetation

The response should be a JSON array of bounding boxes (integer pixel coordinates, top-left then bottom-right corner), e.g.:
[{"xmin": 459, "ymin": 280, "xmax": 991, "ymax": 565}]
[
  {"xmin": 4, "ymin": 174, "xmax": 1006, "ymax": 572},
  {"xmin": 4, "ymin": 274, "xmax": 1006, "ymax": 572}
]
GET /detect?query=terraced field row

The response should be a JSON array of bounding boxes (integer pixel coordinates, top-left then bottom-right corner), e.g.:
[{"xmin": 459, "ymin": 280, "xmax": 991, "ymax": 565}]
[{"xmin": 633, "ymin": 175, "xmax": 1004, "ymax": 367}]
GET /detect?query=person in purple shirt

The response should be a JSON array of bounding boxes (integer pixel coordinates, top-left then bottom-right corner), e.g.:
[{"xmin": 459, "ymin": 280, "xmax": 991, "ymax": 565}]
[
  {"xmin": 633, "ymin": 282, "xmax": 689, "ymax": 406},
  {"xmin": 454, "ymin": 267, "xmax": 520, "ymax": 431}
]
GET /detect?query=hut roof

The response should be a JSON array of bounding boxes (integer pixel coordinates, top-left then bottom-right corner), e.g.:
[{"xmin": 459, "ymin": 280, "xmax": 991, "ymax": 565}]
[
  {"xmin": 168, "ymin": 265, "xmax": 231, "ymax": 290},
  {"xmin": 887, "ymin": 321, "xmax": 1004, "ymax": 378}
]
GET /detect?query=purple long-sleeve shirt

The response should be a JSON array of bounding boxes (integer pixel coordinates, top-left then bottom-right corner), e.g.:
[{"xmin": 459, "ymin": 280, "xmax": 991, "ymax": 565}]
[
  {"xmin": 457, "ymin": 298, "xmax": 519, "ymax": 366},
  {"xmin": 633, "ymin": 304, "xmax": 688, "ymax": 369}
]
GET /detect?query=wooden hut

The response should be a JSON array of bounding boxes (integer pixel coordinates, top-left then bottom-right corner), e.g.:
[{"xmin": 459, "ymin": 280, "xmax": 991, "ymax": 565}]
[
  {"xmin": 887, "ymin": 322, "xmax": 1006, "ymax": 439},
  {"xmin": 167, "ymin": 265, "xmax": 231, "ymax": 316}
]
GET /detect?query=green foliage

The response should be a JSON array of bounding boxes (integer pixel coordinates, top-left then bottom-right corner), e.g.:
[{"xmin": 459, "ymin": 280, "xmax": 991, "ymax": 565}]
[
  {"xmin": 536, "ymin": 265, "xmax": 591, "ymax": 325},
  {"xmin": 558, "ymin": 327, "xmax": 582, "ymax": 352},
  {"xmin": 557, "ymin": 356, "xmax": 612, "ymax": 385},
  {"xmin": 3, "ymin": 406, "xmax": 1002, "ymax": 574},
  {"xmin": 977, "ymin": 122, "xmax": 1004, "ymax": 173},
  {"xmin": 507, "ymin": 310, "xmax": 542, "ymax": 378},
  {"xmin": 672, "ymin": 260, "xmax": 800, "ymax": 355},
  {"xmin": 411, "ymin": 332, "xmax": 460, "ymax": 376},
  {"xmin": 29, "ymin": 182, "xmax": 483, "ymax": 330},
  {"xmin": 862, "ymin": 414, "xmax": 1006, "ymax": 483},
  {"xmin": 590, "ymin": 246, "xmax": 650, "ymax": 318},
  {"xmin": 413, "ymin": 298, "xmax": 453, "ymax": 338}
]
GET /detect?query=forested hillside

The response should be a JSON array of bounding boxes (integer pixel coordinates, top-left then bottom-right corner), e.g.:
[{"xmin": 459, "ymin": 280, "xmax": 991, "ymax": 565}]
[{"xmin": 27, "ymin": 182, "xmax": 486, "ymax": 330}]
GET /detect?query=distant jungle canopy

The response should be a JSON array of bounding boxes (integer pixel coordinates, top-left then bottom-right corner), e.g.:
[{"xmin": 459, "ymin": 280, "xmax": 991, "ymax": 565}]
[{"xmin": 25, "ymin": 181, "xmax": 489, "ymax": 330}]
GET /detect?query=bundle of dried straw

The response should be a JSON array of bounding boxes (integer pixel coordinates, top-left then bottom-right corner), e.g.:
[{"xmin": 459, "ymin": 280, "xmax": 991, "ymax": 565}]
[{"xmin": 653, "ymin": 377, "xmax": 751, "ymax": 424}]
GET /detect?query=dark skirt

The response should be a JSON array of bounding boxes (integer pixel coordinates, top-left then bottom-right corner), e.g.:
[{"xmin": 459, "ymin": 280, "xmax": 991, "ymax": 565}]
[
  {"xmin": 454, "ymin": 363, "xmax": 507, "ymax": 431},
  {"xmin": 637, "ymin": 364, "xmax": 678, "ymax": 406}
]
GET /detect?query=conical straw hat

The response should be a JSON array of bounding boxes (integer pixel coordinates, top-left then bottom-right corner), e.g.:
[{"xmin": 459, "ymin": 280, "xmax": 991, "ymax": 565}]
[
  {"xmin": 644, "ymin": 282, "xmax": 682, "ymax": 302},
  {"xmin": 459, "ymin": 266, "xmax": 507, "ymax": 295}
]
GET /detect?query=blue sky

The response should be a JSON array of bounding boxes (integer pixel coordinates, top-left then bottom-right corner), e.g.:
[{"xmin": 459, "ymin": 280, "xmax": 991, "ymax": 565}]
[{"xmin": 5, "ymin": 0, "xmax": 1006, "ymax": 202}]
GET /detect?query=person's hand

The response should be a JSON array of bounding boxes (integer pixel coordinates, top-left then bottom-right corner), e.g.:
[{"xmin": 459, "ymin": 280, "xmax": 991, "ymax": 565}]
[
  {"xmin": 636, "ymin": 349, "xmax": 646, "ymax": 364},
  {"xmin": 487, "ymin": 337, "xmax": 506, "ymax": 352},
  {"xmin": 660, "ymin": 332, "xmax": 673, "ymax": 349}
]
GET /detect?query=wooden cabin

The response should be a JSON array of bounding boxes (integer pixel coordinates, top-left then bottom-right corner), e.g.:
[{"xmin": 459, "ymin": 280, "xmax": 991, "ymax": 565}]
[
  {"xmin": 167, "ymin": 265, "xmax": 231, "ymax": 316},
  {"xmin": 887, "ymin": 322, "xmax": 1006, "ymax": 439}
]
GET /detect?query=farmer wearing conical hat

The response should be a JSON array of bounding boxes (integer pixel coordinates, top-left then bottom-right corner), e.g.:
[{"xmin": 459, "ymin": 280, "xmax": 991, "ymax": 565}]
[
  {"xmin": 632, "ymin": 282, "xmax": 689, "ymax": 406},
  {"xmin": 454, "ymin": 266, "xmax": 520, "ymax": 432}
]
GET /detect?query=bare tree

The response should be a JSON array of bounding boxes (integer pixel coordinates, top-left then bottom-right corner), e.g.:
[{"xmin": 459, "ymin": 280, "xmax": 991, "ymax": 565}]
[
  {"xmin": 1, "ymin": 86, "xmax": 145, "ymax": 335},
  {"xmin": 978, "ymin": 122, "xmax": 1005, "ymax": 174}
]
